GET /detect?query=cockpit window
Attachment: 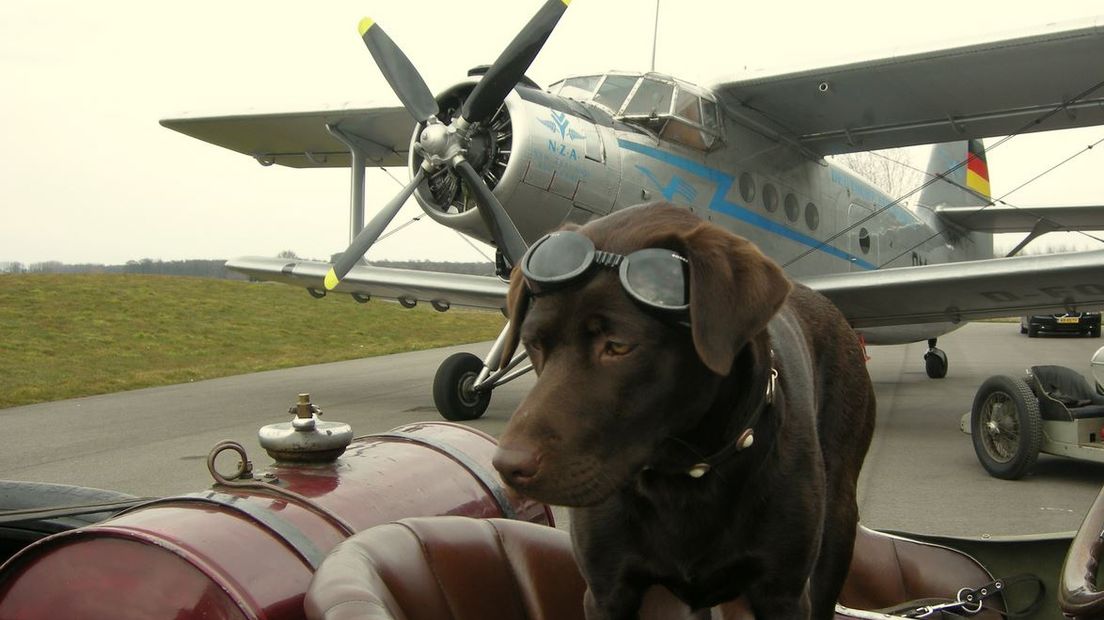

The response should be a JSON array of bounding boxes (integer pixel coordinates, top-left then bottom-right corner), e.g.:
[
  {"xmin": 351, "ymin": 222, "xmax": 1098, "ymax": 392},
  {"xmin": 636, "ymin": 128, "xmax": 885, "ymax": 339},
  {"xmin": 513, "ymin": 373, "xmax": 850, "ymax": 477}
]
[
  {"xmin": 701, "ymin": 99, "xmax": 719, "ymax": 134},
  {"xmin": 558, "ymin": 75, "xmax": 601, "ymax": 101},
  {"xmin": 548, "ymin": 72, "xmax": 723, "ymax": 151},
  {"xmin": 674, "ymin": 89, "xmax": 701, "ymax": 123},
  {"xmin": 623, "ymin": 79, "xmax": 673, "ymax": 117},
  {"xmin": 593, "ymin": 75, "xmax": 637, "ymax": 114}
]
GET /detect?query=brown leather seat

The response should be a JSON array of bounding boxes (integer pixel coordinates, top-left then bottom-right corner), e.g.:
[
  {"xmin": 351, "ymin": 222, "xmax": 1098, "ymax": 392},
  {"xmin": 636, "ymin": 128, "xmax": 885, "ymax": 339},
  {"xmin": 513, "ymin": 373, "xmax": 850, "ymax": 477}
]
[{"xmin": 306, "ymin": 518, "xmax": 1002, "ymax": 619}]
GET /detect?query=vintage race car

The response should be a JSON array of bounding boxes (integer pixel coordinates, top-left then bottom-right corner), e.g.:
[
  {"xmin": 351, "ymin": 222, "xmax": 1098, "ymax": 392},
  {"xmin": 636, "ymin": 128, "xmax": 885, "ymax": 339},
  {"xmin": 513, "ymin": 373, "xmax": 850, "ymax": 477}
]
[
  {"xmin": 0, "ymin": 400, "xmax": 1099, "ymax": 619},
  {"xmin": 964, "ymin": 347, "xmax": 1104, "ymax": 480}
]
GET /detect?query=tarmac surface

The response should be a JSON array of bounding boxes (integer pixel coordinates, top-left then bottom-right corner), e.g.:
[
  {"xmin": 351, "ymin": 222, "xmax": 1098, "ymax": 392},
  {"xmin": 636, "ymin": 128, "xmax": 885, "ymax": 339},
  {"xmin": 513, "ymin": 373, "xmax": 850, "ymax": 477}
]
[{"xmin": 3, "ymin": 321, "xmax": 1104, "ymax": 537}]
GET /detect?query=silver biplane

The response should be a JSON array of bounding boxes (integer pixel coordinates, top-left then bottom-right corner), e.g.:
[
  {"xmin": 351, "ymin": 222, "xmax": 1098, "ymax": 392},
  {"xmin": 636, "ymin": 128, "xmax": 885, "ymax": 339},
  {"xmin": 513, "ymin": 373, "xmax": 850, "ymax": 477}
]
[{"xmin": 161, "ymin": 1, "xmax": 1104, "ymax": 421}]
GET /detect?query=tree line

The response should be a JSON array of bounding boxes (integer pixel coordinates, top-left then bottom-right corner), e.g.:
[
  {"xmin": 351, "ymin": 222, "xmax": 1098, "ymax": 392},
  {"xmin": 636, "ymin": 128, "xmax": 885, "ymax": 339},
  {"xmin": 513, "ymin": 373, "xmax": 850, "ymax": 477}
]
[{"xmin": 0, "ymin": 256, "xmax": 495, "ymax": 278}]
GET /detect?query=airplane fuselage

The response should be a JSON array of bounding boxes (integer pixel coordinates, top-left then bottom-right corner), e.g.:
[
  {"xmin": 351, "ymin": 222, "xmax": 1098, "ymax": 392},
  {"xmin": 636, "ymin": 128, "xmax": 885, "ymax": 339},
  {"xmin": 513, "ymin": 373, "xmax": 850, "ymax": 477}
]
[{"xmin": 412, "ymin": 75, "xmax": 992, "ymax": 345}]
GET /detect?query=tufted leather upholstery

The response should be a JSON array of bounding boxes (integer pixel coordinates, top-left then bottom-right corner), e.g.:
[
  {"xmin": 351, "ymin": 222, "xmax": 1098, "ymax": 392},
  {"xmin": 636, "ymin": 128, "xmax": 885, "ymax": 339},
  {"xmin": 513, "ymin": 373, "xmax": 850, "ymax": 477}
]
[{"xmin": 306, "ymin": 518, "xmax": 1002, "ymax": 620}]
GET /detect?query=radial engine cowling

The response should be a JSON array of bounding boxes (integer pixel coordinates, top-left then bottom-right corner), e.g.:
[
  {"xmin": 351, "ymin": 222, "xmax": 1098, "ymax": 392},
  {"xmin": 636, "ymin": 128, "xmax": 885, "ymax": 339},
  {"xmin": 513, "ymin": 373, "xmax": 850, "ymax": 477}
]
[{"xmin": 411, "ymin": 80, "xmax": 620, "ymax": 249}]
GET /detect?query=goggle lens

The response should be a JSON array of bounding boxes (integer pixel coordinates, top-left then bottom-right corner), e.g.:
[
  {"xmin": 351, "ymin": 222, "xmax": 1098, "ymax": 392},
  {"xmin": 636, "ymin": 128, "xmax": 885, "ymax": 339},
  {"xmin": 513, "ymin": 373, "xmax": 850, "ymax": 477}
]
[
  {"xmin": 521, "ymin": 231, "xmax": 689, "ymax": 315},
  {"xmin": 621, "ymin": 249, "xmax": 688, "ymax": 310},
  {"xmin": 523, "ymin": 232, "xmax": 594, "ymax": 284}
]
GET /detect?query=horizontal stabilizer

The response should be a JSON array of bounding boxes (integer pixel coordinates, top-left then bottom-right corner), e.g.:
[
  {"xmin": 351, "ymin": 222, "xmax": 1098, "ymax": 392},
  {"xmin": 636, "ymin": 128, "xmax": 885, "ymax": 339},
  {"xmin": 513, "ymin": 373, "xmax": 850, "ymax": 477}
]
[
  {"xmin": 161, "ymin": 104, "xmax": 414, "ymax": 168},
  {"xmin": 936, "ymin": 204, "xmax": 1104, "ymax": 233},
  {"xmin": 801, "ymin": 250, "xmax": 1104, "ymax": 328},
  {"xmin": 226, "ymin": 256, "xmax": 507, "ymax": 310}
]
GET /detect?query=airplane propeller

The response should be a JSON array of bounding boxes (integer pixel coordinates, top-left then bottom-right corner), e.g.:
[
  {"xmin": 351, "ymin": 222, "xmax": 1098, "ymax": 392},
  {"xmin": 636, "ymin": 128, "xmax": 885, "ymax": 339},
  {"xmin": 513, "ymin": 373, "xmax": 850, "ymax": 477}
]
[
  {"xmin": 325, "ymin": 0, "xmax": 571, "ymax": 291},
  {"xmin": 324, "ymin": 168, "xmax": 426, "ymax": 290},
  {"xmin": 357, "ymin": 18, "xmax": 438, "ymax": 124}
]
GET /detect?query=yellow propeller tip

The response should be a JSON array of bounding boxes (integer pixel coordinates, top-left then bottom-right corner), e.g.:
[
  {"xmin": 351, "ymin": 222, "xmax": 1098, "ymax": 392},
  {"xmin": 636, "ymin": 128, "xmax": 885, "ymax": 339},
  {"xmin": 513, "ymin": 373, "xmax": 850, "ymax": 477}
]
[
  {"xmin": 561, "ymin": 0, "xmax": 571, "ymax": 5},
  {"xmin": 358, "ymin": 17, "xmax": 375, "ymax": 37},
  {"xmin": 324, "ymin": 268, "xmax": 340, "ymax": 290}
]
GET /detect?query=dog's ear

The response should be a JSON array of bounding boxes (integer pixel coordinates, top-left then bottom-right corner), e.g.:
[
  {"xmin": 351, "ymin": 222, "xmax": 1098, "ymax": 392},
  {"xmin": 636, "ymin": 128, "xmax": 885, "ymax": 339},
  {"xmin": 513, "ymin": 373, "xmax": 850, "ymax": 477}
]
[
  {"xmin": 678, "ymin": 223, "xmax": 792, "ymax": 376},
  {"xmin": 497, "ymin": 267, "xmax": 530, "ymax": 370}
]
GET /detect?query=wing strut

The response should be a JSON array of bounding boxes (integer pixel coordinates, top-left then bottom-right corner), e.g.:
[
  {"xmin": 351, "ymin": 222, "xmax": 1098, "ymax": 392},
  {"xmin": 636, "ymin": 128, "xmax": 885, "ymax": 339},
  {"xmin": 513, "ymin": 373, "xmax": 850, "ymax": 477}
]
[
  {"xmin": 326, "ymin": 124, "xmax": 373, "ymax": 247},
  {"xmin": 1005, "ymin": 219, "xmax": 1061, "ymax": 257}
]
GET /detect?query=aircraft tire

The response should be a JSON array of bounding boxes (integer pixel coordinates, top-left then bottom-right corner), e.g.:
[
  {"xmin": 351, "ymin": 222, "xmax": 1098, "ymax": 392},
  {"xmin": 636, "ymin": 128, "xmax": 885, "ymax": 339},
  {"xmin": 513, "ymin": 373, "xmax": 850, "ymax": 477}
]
[
  {"xmin": 924, "ymin": 348, "xmax": 948, "ymax": 379},
  {"xmin": 970, "ymin": 375, "xmax": 1042, "ymax": 480},
  {"xmin": 433, "ymin": 352, "xmax": 491, "ymax": 421}
]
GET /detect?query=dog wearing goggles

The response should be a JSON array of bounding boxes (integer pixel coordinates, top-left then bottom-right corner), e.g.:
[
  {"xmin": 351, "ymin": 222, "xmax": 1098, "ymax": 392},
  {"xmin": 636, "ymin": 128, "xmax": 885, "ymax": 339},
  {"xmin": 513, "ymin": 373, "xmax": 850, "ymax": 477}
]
[{"xmin": 493, "ymin": 203, "xmax": 875, "ymax": 619}]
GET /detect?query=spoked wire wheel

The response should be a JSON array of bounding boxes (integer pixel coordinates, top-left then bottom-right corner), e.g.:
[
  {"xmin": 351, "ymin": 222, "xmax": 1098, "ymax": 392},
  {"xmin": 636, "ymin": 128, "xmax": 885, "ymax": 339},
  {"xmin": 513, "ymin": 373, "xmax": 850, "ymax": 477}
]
[{"xmin": 970, "ymin": 375, "xmax": 1042, "ymax": 479}]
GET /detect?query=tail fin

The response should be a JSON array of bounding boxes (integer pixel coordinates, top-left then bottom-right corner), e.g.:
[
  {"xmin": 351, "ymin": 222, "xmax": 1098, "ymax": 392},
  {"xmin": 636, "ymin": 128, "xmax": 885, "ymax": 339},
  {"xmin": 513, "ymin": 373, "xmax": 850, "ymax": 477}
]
[{"xmin": 918, "ymin": 139, "xmax": 991, "ymax": 208}]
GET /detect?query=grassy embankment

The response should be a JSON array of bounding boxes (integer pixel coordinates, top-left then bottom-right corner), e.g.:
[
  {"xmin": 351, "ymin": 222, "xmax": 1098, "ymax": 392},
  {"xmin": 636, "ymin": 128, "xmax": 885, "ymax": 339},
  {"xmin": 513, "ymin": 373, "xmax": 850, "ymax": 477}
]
[{"xmin": 0, "ymin": 273, "xmax": 505, "ymax": 409}]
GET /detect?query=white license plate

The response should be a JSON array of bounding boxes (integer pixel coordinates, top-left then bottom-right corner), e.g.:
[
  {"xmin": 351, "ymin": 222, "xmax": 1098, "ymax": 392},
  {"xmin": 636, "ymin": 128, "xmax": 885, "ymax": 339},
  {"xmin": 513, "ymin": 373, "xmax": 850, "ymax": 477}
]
[{"xmin": 1058, "ymin": 317, "xmax": 1080, "ymax": 324}]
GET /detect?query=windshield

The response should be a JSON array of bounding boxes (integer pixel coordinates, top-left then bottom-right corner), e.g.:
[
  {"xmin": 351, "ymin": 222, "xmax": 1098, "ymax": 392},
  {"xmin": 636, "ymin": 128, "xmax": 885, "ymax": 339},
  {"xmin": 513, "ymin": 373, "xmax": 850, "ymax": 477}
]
[{"xmin": 552, "ymin": 72, "xmax": 722, "ymax": 150}]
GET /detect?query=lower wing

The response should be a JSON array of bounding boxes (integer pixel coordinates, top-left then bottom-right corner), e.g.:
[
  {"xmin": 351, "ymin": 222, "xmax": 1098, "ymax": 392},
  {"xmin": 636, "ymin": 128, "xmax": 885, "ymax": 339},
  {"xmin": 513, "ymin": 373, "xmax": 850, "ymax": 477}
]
[
  {"xmin": 230, "ymin": 250, "xmax": 1104, "ymax": 329},
  {"xmin": 226, "ymin": 257, "xmax": 507, "ymax": 311},
  {"xmin": 800, "ymin": 250, "xmax": 1104, "ymax": 328}
]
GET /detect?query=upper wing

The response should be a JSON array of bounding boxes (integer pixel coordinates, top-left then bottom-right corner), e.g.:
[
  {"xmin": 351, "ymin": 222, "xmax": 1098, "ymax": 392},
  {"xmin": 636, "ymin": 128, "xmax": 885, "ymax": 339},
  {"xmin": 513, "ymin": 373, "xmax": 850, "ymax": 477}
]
[
  {"xmin": 800, "ymin": 251, "xmax": 1104, "ymax": 328},
  {"xmin": 936, "ymin": 204, "xmax": 1104, "ymax": 233},
  {"xmin": 226, "ymin": 256, "xmax": 507, "ymax": 310},
  {"xmin": 712, "ymin": 20, "xmax": 1104, "ymax": 155},
  {"xmin": 160, "ymin": 104, "xmax": 414, "ymax": 168}
]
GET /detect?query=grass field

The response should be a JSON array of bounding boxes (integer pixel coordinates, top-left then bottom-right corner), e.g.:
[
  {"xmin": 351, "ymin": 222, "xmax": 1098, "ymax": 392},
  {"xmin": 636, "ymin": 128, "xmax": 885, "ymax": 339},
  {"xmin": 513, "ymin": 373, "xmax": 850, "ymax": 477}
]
[{"xmin": 0, "ymin": 273, "xmax": 506, "ymax": 409}]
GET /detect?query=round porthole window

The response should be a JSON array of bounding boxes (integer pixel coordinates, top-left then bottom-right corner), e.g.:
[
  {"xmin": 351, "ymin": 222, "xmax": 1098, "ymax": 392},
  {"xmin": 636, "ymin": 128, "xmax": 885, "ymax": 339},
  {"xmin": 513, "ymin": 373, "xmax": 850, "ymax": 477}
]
[
  {"xmin": 739, "ymin": 172, "xmax": 756, "ymax": 203},
  {"xmin": 805, "ymin": 202, "xmax": 819, "ymax": 230},
  {"xmin": 762, "ymin": 184, "xmax": 778, "ymax": 212},
  {"xmin": 784, "ymin": 193, "xmax": 799, "ymax": 222},
  {"xmin": 859, "ymin": 228, "xmax": 871, "ymax": 254}
]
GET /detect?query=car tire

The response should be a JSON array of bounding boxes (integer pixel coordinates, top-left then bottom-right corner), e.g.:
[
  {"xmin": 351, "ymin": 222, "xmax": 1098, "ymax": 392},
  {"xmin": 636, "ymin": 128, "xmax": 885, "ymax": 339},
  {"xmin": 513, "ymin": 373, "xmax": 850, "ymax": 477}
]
[
  {"xmin": 1092, "ymin": 326, "xmax": 1101, "ymax": 338},
  {"xmin": 1028, "ymin": 326, "xmax": 1039, "ymax": 338},
  {"xmin": 971, "ymin": 375, "xmax": 1042, "ymax": 480}
]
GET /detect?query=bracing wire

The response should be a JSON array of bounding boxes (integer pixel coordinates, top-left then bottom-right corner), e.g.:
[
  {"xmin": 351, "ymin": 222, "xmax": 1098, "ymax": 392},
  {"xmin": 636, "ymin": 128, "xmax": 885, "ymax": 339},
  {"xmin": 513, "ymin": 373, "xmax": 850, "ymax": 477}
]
[
  {"xmin": 782, "ymin": 78, "xmax": 1104, "ymax": 269},
  {"xmin": 875, "ymin": 135, "xmax": 1104, "ymax": 267}
]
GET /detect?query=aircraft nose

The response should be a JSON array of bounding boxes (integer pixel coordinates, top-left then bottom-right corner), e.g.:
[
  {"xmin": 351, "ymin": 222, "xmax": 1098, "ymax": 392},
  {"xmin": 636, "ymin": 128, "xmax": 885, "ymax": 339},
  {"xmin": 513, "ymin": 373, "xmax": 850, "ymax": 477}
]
[{"xmin": 493, "ymin": 443, "xmax": 542, "ymax": 488}]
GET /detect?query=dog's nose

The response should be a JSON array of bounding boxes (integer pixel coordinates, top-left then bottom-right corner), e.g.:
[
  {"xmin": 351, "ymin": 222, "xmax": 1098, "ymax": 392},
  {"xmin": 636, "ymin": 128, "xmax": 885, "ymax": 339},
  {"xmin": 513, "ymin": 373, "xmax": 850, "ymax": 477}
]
[{"xmin": 493, "ymin": 445, "xmax": 541, "ymax": 487}]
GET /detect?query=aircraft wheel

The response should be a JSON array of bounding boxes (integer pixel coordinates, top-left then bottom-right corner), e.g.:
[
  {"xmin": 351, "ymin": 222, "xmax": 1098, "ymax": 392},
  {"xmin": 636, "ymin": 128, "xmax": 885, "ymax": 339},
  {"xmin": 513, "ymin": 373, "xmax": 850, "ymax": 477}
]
[
  {"xmin": 924, "ymin": 347, "xmax": 948, "ymax": 379},
  {"xmin": 433, "ymin": 352, "xmax": 491, "ymax": 421},
  {"xmin": 971, "ymin": 375, "xmax": 1042, "ymax": 480}
]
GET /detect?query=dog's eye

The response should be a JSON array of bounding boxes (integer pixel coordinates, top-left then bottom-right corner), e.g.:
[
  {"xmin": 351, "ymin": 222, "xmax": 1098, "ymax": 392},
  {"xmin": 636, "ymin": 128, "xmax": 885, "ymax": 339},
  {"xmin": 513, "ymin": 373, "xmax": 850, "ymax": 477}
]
[{"xmin": 604, "ymin": 341, "xmax": 634, "ymax": 357}]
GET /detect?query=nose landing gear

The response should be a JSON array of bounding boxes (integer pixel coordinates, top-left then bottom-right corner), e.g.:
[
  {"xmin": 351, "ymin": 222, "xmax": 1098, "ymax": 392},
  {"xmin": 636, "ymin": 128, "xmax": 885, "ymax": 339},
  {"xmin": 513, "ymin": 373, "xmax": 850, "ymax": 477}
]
[{"xmin": 924, "ymin": 338, "xmax": 948, "ymax": 379}]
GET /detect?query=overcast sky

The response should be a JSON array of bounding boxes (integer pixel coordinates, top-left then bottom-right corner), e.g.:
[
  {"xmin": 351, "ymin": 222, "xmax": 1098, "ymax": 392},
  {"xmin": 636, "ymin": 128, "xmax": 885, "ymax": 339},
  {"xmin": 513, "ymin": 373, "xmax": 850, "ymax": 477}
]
[{"xmin": 2, "ymin": 1, "xmax": 1102, "ymax": 265}]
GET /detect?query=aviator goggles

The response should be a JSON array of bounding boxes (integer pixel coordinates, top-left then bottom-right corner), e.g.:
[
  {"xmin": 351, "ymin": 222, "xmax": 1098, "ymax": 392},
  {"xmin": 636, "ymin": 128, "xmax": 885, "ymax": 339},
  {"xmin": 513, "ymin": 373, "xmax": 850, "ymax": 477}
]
[{"xmin": 520, "ymin": 231, "xmax": 690, "ymax": 314}]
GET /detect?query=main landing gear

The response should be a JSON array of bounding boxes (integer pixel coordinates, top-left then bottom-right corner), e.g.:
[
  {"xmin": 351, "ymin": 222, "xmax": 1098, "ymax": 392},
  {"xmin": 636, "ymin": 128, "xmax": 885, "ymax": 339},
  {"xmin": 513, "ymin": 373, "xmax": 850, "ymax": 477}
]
[
  {"xmin": 924, "ymin": 338, "xmax": 948, "ymax": 379},
  {"xmin": 432, "ymin": 322, "xmax": 532, "ymax": 421}
]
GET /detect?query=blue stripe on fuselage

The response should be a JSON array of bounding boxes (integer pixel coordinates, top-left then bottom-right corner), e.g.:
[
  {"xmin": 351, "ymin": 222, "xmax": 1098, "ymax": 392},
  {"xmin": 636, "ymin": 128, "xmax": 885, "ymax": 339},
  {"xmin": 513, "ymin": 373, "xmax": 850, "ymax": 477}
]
[{"xmin": 617, "ymin": 139, "xmax": 877, "ymax": 271}]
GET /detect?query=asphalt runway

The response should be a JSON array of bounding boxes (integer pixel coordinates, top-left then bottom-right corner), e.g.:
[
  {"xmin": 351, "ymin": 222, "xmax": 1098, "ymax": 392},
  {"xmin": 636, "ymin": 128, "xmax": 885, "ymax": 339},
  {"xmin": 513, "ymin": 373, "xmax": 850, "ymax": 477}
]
[{"xmin": 3, "ymin": 322, "xmax": 1104, "ymax": 537}]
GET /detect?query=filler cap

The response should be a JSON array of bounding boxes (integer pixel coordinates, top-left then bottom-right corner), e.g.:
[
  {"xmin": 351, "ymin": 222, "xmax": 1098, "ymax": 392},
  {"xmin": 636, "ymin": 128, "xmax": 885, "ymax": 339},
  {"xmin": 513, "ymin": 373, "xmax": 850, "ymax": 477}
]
[{"xmin": 258, "ymin": 394, "xmax": 353, "ymax": 463}]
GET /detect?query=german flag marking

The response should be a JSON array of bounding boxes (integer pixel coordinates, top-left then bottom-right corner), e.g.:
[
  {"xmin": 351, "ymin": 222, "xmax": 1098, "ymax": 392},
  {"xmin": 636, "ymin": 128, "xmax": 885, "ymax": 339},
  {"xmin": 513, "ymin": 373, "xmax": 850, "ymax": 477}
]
[{"xmin": 966, "ymin": 151, "xmax": 991, "ymax": 198}]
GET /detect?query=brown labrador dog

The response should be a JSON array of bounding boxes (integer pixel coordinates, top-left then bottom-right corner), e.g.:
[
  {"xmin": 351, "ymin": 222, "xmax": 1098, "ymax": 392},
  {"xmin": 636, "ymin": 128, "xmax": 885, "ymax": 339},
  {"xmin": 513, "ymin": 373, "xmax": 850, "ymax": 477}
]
[{"xmin": 492, "ymin": 203, "xmax": 875, "ymax": 620}]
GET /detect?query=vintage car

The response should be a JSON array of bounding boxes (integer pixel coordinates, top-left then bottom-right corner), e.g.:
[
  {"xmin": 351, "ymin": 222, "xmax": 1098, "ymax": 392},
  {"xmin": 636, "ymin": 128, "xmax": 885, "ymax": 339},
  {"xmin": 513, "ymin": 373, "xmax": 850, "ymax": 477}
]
[
  {"xmin": 0, "ymin": 398, "xmax": 1101, "ymax": 620},
  {"xmin": 965, "ymin": 346, "xmax": 1104, "ymax": 481},
  {"xmin": 1021, "ymin": 312, "xmax": 1102, "ymax": 338}
]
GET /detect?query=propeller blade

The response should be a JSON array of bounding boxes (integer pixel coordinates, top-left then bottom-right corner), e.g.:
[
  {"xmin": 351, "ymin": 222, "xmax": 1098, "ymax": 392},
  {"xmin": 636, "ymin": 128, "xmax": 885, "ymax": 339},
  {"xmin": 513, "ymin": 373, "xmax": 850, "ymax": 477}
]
[
  {"xmin": 453, "ymin": 160, "xmax": 528, "ymax": 266},
  {"xmin": 461, "ymin": 0, "xmax": 570, "ymax": 124},
  {"xmin": 325, "ymin": 168, "xmax": 427, "ymax": 290},
  {"xmin": 358, "ymin": 18, "xmax": 439, "ymax": 123}
]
